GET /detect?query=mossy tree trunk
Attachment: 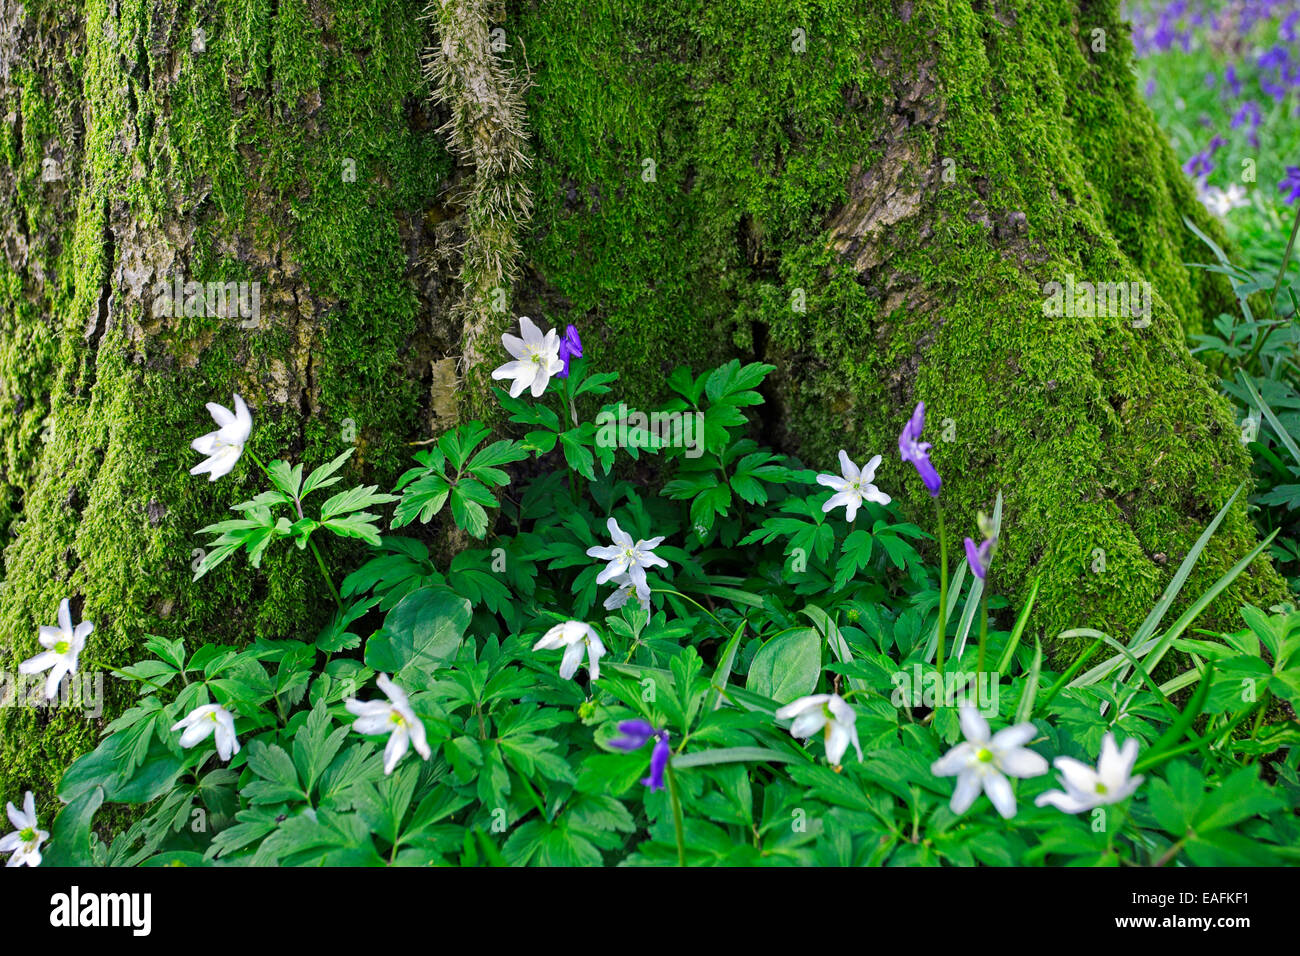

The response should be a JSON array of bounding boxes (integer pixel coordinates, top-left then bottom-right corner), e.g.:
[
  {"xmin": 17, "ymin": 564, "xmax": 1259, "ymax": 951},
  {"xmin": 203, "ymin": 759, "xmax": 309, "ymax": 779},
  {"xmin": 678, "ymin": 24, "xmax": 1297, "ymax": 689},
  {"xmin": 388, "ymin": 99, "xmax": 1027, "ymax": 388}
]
[
  {"xmin": 0, "ymin": 0, "xmax": 1283, "ymax": 797},
  {"xmin": 0, "ymin": 0, "xmax": 455, "ymax": 794}
]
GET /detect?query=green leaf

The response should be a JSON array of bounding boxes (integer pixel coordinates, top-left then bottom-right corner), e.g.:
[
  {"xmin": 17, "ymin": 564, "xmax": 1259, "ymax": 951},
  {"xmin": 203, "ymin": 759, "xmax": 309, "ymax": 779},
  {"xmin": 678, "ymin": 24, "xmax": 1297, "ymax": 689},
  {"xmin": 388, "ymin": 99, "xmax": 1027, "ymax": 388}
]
[
  {"xmin": 672, "ymin": 747, "xmax": 802, "ymax": 769},
  {"xmin": 995, "ymin": 576, "xmax": 1039, "ymax": 674},
  {"xmin": 266, "ymin": 459, "xmax": 304, "ymax": 500},
  {"xmin": 365, "ymin": 586, "xmax": 473, "ymax": 676},
  {"xmin": 449, "ymin": 485, "xmax": 490, "ymax": 538},
  {"xmin": 321, "ymin": 512, "xmax": 386, "ymax": 546},
  {"xmin": 302, "ymin": 448, "xmax": 355, "ymax": 498},
  {"xmin": 391, "ymin": 473, "xmax": 451, "ymax": 528},
  {"xmin": 320, "ymin": 484, "xmax": 399, "ymax": 521},
  {"xmin": 747, "ymin": 628, "xmax": 821, "ymax": 703},
  {"xmin": 1014, "ymin": 638, "xmax": 1042, "ymax": 724},
  {"xmin": 293, "ymin": 701, "xmax": 351, "ymax": 798},
  {"xmin": 244, "ymin": 740, "xmax": 307, "ymax": 804},
  {"xmin": 559, "ymin": 428, "xmax": 596, "ymax": 481},
  {"xmin": 42, "ymin": 786, "xmax": 105, "ymax": 867},
  {"xmin": 707, "ymin": 622, "xmax": 746, "ymax": 711}
]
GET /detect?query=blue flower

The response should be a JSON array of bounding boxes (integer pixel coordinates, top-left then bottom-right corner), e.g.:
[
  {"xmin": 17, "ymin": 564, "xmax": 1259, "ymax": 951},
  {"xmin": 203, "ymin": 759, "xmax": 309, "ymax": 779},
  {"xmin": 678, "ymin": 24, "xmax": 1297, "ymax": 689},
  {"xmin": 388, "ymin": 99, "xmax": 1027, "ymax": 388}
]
[
  {"xmin": 557, "ymin": 324, "xmax": 583, "ymax": 378},
  {"xmin": 609, "ymin": 719, "xmax": 656, "ymax": 751},
  {"xmin": 963, "ymin": 511, "xmax": 998, "ymax": 580},
  {"xmin": 898, "ymin": 401, "xmax": 941, "ymax": 497},
  {"xmin": 1279, "ymin": 167, "xmax": 1300, "ymax": 206},
  {"xmin": 642, "ymin": 733, "xmax": 671, "ymax": 791},
  {"xmin": 608, "ymin": 721, "xmax": 672, "ymax": 791},
  {"xmin": 1224, "ymin": 63, "xmax": 1241, "ymax": 97},
  {"xmin": 964, "ymin": 536, "xmax": 994, "ymax": 580},
  {"xmin": 1183, "ymin": 135, "xmax": 1225, "ymax": 179}
]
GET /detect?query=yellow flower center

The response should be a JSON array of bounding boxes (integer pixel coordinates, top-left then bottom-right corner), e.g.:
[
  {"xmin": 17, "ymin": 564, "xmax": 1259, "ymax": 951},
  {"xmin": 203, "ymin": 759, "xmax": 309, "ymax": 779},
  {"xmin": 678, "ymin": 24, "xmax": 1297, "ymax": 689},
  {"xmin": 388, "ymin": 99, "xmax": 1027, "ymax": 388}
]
[
  {"xmin": 20, "ymin": 827, "xmax": 36, "ymax": 842},
  {"xmin": 976, "ymin": 747, "xmax": 994, "ymax": 763},
  {"xmin": 55, "ymin": 640, "xmax": 70, "ymax": 654},
  {"xmin": 1095, "ymin": 781, "xmax": 1109, "ymax": 794}
]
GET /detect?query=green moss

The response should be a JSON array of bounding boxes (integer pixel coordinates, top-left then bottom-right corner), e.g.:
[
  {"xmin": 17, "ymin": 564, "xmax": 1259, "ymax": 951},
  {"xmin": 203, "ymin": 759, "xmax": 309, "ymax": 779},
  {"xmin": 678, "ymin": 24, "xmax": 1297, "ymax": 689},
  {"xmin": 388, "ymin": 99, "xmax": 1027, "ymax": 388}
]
[
  {"xmin": 513, "ymin": 0, "xmax": 1284, "ymax": 657},
  {"xmin": 0, "ymin": 0, "xmax": 450, "ymax": 798}
]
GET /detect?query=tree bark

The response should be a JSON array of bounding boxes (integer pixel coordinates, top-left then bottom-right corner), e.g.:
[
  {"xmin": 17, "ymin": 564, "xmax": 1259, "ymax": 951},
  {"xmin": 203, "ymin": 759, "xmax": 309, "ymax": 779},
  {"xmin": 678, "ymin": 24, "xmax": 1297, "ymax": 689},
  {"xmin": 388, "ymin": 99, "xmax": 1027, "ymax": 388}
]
[{"xmin": 0, "ymin": 0, "xmax": 1283, "ymax": 799}]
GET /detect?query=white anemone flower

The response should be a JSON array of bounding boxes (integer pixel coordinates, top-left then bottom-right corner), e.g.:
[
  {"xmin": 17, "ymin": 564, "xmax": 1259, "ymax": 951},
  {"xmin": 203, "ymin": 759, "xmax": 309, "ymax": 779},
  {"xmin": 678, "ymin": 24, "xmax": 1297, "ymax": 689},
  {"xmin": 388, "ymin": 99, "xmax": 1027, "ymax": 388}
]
[
  {"xmin": 172, "ymin": 703, "xmax": 241, "ymax": 762},
  {"xmin": 586, "ymin": 517, "xmax": 668, "ymax": 597},
  {"xmin": 19, "ymin": 597, "xmax": 93, "ymax": 700},
  {"xmin": 776, "ymin": 693, "xmax": 863, "ymax": 765},
  {"xmin": 1035, "ymin": 732, "xmax": 1144, "ymax": 813},
  {"xmin": 490, "ymin": 316, "xmax": 565, "ymax": 398},
  {"xmin": 533, "ymin": 620, "xmax": 606, "ymax": 681},
  {"xmin": 931, "ymin": 703, "xmax": 1047, "ymax": 819},
  {"xmin": 190, "ymin": 393, "xmax": 252, "ymax": 481},
  {"xmin": 816, "ymin": 450, "xmax": 890, "ymax": 522},
  {"xmin": 1199, "ymin": 182, "xmax": 1249, "ymax": 218},
  {"xmin": 1, "ymin": 792, "xmax": 48, "ymax": 867},
  {"xmin": 345, "ymin": 674, "xmax": 431, "ymax": 775},
  {"xmin": 602, "ymin": 572, "xmax": 651, "ymax": 612}
]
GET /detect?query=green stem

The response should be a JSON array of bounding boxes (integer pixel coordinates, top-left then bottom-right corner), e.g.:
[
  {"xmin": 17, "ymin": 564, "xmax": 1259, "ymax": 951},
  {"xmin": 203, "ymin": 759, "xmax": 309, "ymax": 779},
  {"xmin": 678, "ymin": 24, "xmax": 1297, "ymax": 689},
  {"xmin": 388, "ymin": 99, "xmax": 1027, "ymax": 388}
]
[
  {"xmin": 650, "ymin": 588, "xmax": 728, "ymax": 633},
  {"xmin": 935, "ymin": 499, "xmax": 948, "ymax": 678},
  {"xmin": 665, "ymin": 760, "xmax": 687, "ymax": 867},
  {"xmin": 976, "ymin": 581, "xmax": 989, "ymax": 679},
  {"xmin": 1268, "ymin": 200, "xmax": 1300, "ymax": 315},
  {"xmin": 310, "ymin": 538, "xmax": 343, "ymax": 610}
]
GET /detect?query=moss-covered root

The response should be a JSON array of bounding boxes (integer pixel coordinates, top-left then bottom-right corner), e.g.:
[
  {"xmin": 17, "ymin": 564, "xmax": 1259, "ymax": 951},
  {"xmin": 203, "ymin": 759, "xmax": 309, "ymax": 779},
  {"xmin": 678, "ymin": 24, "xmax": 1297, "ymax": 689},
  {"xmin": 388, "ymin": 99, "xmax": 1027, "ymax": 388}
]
[{"xmin": 424, "ymin": 0, "xmax": 533, "ymax": 417}]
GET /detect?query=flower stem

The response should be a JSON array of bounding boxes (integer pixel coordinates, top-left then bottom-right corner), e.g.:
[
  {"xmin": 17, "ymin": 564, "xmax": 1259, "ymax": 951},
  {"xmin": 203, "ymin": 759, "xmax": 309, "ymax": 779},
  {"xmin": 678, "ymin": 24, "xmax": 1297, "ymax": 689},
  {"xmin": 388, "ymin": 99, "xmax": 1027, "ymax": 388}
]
[
  {"xmin": 650, "ymin": 588, "xmax": 727, "ymax": 633},
  {"xmin": 665, "ymin": 761, "xmax": 687, "ymax": 867},
  {"xmin": 310, "ymin": 539, "xmax": 343, "ymax": 611},
  {"xmin": 976, "ymin": 581, "xmax": 989, "ymax": 680},
  {"xmin": 935, "ymin": 499, "xmax": 948, "ymax": 678}
]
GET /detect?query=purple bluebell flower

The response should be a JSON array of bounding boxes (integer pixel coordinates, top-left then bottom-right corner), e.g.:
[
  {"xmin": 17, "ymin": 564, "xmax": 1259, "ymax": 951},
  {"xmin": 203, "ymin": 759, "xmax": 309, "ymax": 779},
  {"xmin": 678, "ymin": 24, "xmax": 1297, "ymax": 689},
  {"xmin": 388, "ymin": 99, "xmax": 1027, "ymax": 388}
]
[
  {"xmin": 1183, "ymin": 135, "xmax": 1225, "ymax": 179},
  {"xmin": 607, "ymin": 720, "xmax": 671, "ymax": 790},
  {"xmin": 1284, "ymin": 11, "xmax": 1300, "ymax": 43},
  {"xmin": 963, "ymin": 511, "xmax": 998, "ymax": 579},
  {"xmin": 1231, "ymin": 100, "xmax": 1262, "ymax": 130},
  {"xmin": 1225, "ymin": 63, "xmax": 1241, "ymax": 97},
  {"xmin": 642, "ymin": 732, "xmax": 671, "ymax": 791},
  {"xmin": 1280, "ymin": 167, "xmax": 1300, "ymax": 205},
  {"xmin": 556, "ymin": 324, "xmax": 583, "ymax": 378},
  {"xmin": 1231, "ymin": 100, "xmax": 1262, "ymax": 147},
  {"xmin": 898, "ymin": 401, "xmax": 941, "ymax": 497},
  {"xmin": 1258, "ymin": 46, "xmax": 1290, "ymax": 72},
  {"xmin": 964, "ymin": 536, "xmax": 993, "ymax": 580},
  {"xmin": 609, "ymin": 719, "xmax": 656, "ymax": 751}
]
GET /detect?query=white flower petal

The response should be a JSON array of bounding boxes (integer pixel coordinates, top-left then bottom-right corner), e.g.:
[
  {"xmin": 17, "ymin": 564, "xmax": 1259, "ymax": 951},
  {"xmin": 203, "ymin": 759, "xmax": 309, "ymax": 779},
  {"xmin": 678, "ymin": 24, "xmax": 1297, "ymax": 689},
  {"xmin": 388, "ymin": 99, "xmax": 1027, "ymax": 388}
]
[
  {"xmin": 959, "ymin": 703, "xmax": 990, "ymax": 744},
  {"xmin": 990, "ymin": 722, "xmax": 1037, "ymax": 750},
  {"xmin": 837, "ymin": 449, "xmax": 860, "ymax": 481},
  {"xmin": 950, "ymin": 770, "xmax": 982, "ymax": 814},
  {"xmin": 998, "ymin": 746, "xmax": 1048, "ymax": 779},
  {"xmin": 1035, "ymin": 789, "xmax": 1094, "ymax": 813},
  {"xmin": 984, "ymin": 771, "xmax": 1018, "ymax": 818}
]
